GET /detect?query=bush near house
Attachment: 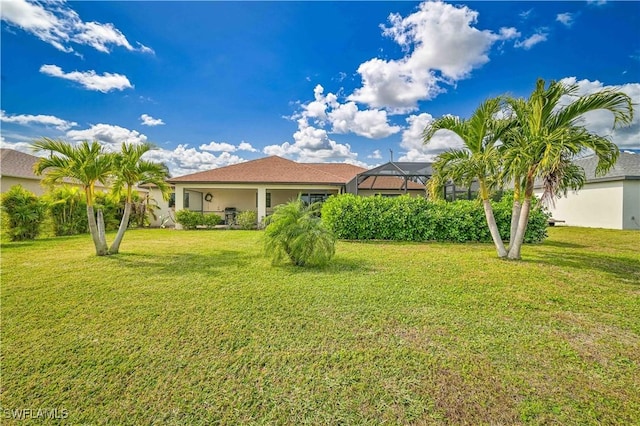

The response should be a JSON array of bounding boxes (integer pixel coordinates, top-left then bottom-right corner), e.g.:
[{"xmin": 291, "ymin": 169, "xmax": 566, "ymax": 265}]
[
  {"xmin": 0, "ymin": 185, "xmax": 48, "ymax": 241},
  {"xmin": 236, "ymin": 210, "xmax": 258, "ymax": 230},
  {"xmin": 321, "ymin": 193, "xmax": 549, "ymax": 243},
  {"xmin": 175, "ymin": 209, "xmax": 223, "ymax": 229}
]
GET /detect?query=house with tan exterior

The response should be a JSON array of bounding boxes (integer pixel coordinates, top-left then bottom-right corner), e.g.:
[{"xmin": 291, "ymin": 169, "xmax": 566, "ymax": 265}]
[
  {"xmin": 167, "ymin": 155, "xmax": 426, "ymax": 226},
  {"xmin": 1, "ymin": 148, "xmax": 49, "ymax": 195},
  {"xmin": 0, "ymin": 147, "xmax": 145, "ymax": 199},
  {"xmin": 534, "ymin": 152, "xmax": 640, "ymax": 230}
]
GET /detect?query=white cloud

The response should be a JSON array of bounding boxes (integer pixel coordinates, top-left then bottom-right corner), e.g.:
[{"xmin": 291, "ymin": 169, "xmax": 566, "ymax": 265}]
[
  {"xmin": 368, "ymin": 150, "xmax": 383, "ymax": 160},
  {"xmin": 263, "ymin": 118, "xmax": 361, "ymax": 164},
  {"xmin": 558, "ymin": 77, "xmax": 640, "ymax": 150},
  {"xmin": 66, "ymin": 123, "xmax": 147, "ymax": 148},
  {"xmin": 143, "ymin": 145, "xmax": 246, "ymax": 177},
  {"xmin": 0, "ymin": 0, "xmax": 152, "ymax": 54},
  {"xmin": 556, "ymin": 13, "xmax": 574, "ymax": 27},
  {"xmin": 398, "ymin": 112, "xmax": 465, "ymax": 161},
  {"xmin": 514, "ymin": 32, "xmax": 548, "ymax": 50},
  {"xmin": 199, "ymin": 141, "xmax": 237, "ymax": 152},
  {"xmin": 348, "ymin": 1, "xmax": 515, "ymax": 113},
  {"xmin": 238, "ymin": 141, "xmax": 258, "ymax": 152},
  {"xmin": 328, "ymin": 102, "xmax": 401, "ymax": 139},
  {"xmin": 199, "ymin": 141, "xmax": 259, "ymax": 153},
  {"xmin": 1, "ymin": 110, "xmax": 77, "ymax": 131},
  {"xmin": 499, "ymin": 27, "xmax": 521, "ymax": 40},
  {"xmin": 40, "ymin": 64, "xmax": 133, "ymax": 93},
  {"xmin": 140, "ymin": 114, "xmax": 165, "ymax": 126},
  {"xmin": 587, "ymin": 0, "xmax": 607, "ymax": 6}
]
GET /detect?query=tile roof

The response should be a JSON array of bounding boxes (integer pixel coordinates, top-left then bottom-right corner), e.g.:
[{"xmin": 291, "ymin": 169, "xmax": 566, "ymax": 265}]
[
  {"xmin": 0, "ymin": 148, "xmax": 41, "ymax": 180},
  {"xmin": 168, "ymin": 156, "xmax": 367, "ymax": 185},
  {"xmin": 358, "ymin": 175, "xmax": 425, "ymax": 190}
]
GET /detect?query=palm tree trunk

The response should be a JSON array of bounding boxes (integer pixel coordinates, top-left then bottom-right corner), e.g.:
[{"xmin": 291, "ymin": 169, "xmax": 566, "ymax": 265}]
[
  {"xmin": 507, "ymin": 197, "xmax": 531, "ymax": 260},
  {"xmin": 508, "ymin": 199, "xmax": 522, "ymax": 251},
  {"xmin": 482, "ymin": 199, "xmax": 508, "ymax": 258},
  {"xmin": 97, "ymin": 209, "xmax": 108, "ymax": 254},
  {"xmin": 109, "ymin": 202, "xmax": 132, "ymax": 255},
  {"xmin": 87, "ymin": 205, "xmax": 108, "ymax": 256}
]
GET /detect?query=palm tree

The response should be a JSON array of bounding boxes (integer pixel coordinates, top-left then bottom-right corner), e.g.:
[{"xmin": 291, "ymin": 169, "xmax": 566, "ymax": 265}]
[
  {"xmin": 263, "ymin": 198, "xmax": 335, "ymax": 266},
  {"xmin": 32, "ymin": 138, "xmax": 112, "ymax": 255},
  {"xmin": 109, "ymin": 142, "xmax": 171, "ymax": 254},
  {"xmin": 423, "ymin": 97, "xmax": 510, "ymax": 257},
  {"xmin": 503, "ymin": 78, "xmax": 633, "ymax": 259}
]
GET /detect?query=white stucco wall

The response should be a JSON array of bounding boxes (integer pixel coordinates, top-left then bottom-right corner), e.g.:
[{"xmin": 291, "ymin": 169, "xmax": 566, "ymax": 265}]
[
  {"xmin": 535, "ymin": 180, "xmax": 625, "ymax": 229},
  {"xmin": 622, "ymin": 180, "xmax": 640, "ymax": 230},
  {"xmin": 1, "ymin": 177, "xmax": 44, "ymax": 195}
]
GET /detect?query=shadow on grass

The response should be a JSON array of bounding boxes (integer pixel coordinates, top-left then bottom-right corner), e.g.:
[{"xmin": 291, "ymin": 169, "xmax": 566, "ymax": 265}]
[
  {"xmin": 104, "ymin": 249, "xmax": 256, "ymax": 277},
  {"xmin": 273, "ymin": 256, "xmax": 373, "ymax": 275},
  {"xmin": 526, "ymin": 250, "xmax": 640, "ymax": 285},
  {"xmin": 541, "ymin": 240, "xmax": 586, "ymax": 249}
]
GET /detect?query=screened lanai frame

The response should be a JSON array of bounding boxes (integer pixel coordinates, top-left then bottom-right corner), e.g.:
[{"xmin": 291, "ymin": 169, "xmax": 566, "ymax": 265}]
[
  {"xmin": 345, "ymin": 161, "xmax": 479, "ymax": 200},
  {"xmin": 345, "ymin": 161, "xmax": 433, "ymax": 195}
]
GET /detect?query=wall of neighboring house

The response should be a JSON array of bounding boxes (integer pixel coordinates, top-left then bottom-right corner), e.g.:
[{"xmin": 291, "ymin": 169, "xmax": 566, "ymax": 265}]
[
  {"xmin": 535, "ymin": 180, "xmax": 625, "ymax": 229},
  {"xmin": 622, "ymin": 180, "xmax": 640, "ymax": 230},
  {"xmin": 145, "ymin": 187, "xmax": 174, "ymax": 227},
  {"xmin": 1, "ymin": 177, "xmax": 44, "ymax": 195}
]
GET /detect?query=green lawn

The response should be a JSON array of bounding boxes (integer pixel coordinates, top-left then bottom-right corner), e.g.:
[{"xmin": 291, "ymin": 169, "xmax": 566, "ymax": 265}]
[{"xmin": 1, "ymin": 227, "xmax": 639, "ymax": 424}]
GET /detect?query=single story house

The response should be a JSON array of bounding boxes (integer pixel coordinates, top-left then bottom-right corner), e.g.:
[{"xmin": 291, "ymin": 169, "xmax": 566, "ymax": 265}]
[
  {"xmin": 1, "ymin": 148, "xmax": 57, "ymax": 195},
  {"xmin": 534, "ymin": 152, "xmax": 640, "ymax": 230},
  {"xmin": 167, "ymin": 155, "xmax": 426, "ymax": 226},
  {"xmin": 0, "ymin": 147, "xmax": 146, "ymax": 199}
]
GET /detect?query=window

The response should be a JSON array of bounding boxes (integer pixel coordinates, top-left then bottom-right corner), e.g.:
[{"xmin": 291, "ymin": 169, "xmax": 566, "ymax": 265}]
[
  {"xmin": 168, "ymin": 193, "xmax": 176, "ymax": 208},
  {"xmin": 256, "ymin": 192, "xmax": 271, "ymax": 208},
  {"xmin": 300, "ymin": 193, "xmax": 329, "ymax": 205},
  {"xmin": 184, "ymin": 192, "xmax": 190, "ymax": 209}
]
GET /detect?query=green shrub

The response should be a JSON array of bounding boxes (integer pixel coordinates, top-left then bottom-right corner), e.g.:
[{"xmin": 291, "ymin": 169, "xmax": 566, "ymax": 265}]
[
  {"xmin": 1, "ymin": 185, "xmax": 47, "ymax": 241},
  {"xmin": 264, "ymin": 199, "xmax": 335, "ymax": 266},
  {"xmin": 175, "ymin": 210, "xmax": 222, "ymax": 229},
  {"xmin": 236, "ymin": 210, "xmax": 257, "ymax": 230},
  {"xmin": 203, "ymin": 213, "xmax": 222, "ymax": 227},
  {"xmin": 44, "ymin": 186, "xmax": 89, "ymax": 236},
  {"xmin": 321, "ymin": 193, "xmax": 549, "ymax": 243}
]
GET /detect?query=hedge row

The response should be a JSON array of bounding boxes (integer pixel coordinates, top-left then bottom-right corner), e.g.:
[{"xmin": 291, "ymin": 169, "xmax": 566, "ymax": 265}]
[
  {"xmin": 321, "ymin": 193, "xmax": 549, "ymax": 243},
  {"xmin": 174, "ymin": 210, "xmax": 222, "ymax": 229}
]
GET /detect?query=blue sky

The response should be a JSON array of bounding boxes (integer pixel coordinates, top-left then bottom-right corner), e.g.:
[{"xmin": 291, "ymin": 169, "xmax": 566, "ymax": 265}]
[{"xmin": 2, "ymin": 0, "xmax": 639, "ymax": 176}]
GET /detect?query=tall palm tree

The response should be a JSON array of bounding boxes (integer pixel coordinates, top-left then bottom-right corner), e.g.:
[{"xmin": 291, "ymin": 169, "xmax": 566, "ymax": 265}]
[
  {"xmin": 423, "ymin": 97, "xmax": 510, "ymax": 257},
  {"xmin": 109, "ymin": 142, "xmax": 171, "ymax": 254},
  {"xmin": 32, "ymin": 139, "xmax": 112, "ymax": 255},
  {"xmin": 503, "ymin": 78, "xmax": 633, "ymax": 259}
]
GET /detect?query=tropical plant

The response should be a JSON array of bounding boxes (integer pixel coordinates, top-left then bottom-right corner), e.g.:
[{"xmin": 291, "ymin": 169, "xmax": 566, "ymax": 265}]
[
  {"xmin": 501, "ymin": 78, "xmax": 633, "ymax": 259},
  {"xmin": 44, "ymin": 185, "xmax": 89, "ymax": 236},
  {"xmin": 423, "ymin": 97, "xmax": 510, "ymax": 257},
  {"xmin": 0, "ymin": 185, "xmax": 47, "ymax": 241},
  {"xmin": 32, "ymin": 139, "xmax": 112, "ymax": 255},
  {"xmin": 263, "ymin": 198, "xmax": 335, "ymax": 267},
  {"xmin": 236, "ymin": 210, "xmax": 258, "ymax": 230},
  {"xmin": 109, "ymin": 143, "xmax": 171, "ymax": 254}
]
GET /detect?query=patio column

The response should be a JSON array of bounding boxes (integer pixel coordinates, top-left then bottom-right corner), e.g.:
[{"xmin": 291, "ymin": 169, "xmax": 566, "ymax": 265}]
[
  {"xmin": 257, "ymin": 186, "xmax": 267, "ymax": 224},
  {"xmin": 174, "ymin": 185, "xmax": 184, "ymax": 230}
]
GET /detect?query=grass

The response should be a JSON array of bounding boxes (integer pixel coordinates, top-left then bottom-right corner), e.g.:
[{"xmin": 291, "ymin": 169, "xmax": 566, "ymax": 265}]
[{"xmin": 1, "ymin": 227, "xmax": 639, "ymax": 424}]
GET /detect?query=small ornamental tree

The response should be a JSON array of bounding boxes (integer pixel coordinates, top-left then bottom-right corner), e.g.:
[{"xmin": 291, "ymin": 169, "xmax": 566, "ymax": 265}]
[
  {"xmin": 1, "ymin": 185, "xmax": 47, "ymax": 241},
  {"xmin": 263, "ymin": 199, "xmax": 335, "ymax": 267}
]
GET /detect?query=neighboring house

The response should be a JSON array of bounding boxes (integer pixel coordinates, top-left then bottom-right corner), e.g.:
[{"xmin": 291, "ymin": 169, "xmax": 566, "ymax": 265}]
[
  {"xmin": 168, "ymin": 155, "xmax": 427, "ymax": 226},
  {"xmin": 534, "ymin": 152, "xmax": 640, "ymax": 230},
  {"xmin": 0, "ymin": 147, "xmax": 151, "ymax": 203},
  {"xmin": 1, "ymin": 148, "xmax": 53, "ymax": 195}
]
